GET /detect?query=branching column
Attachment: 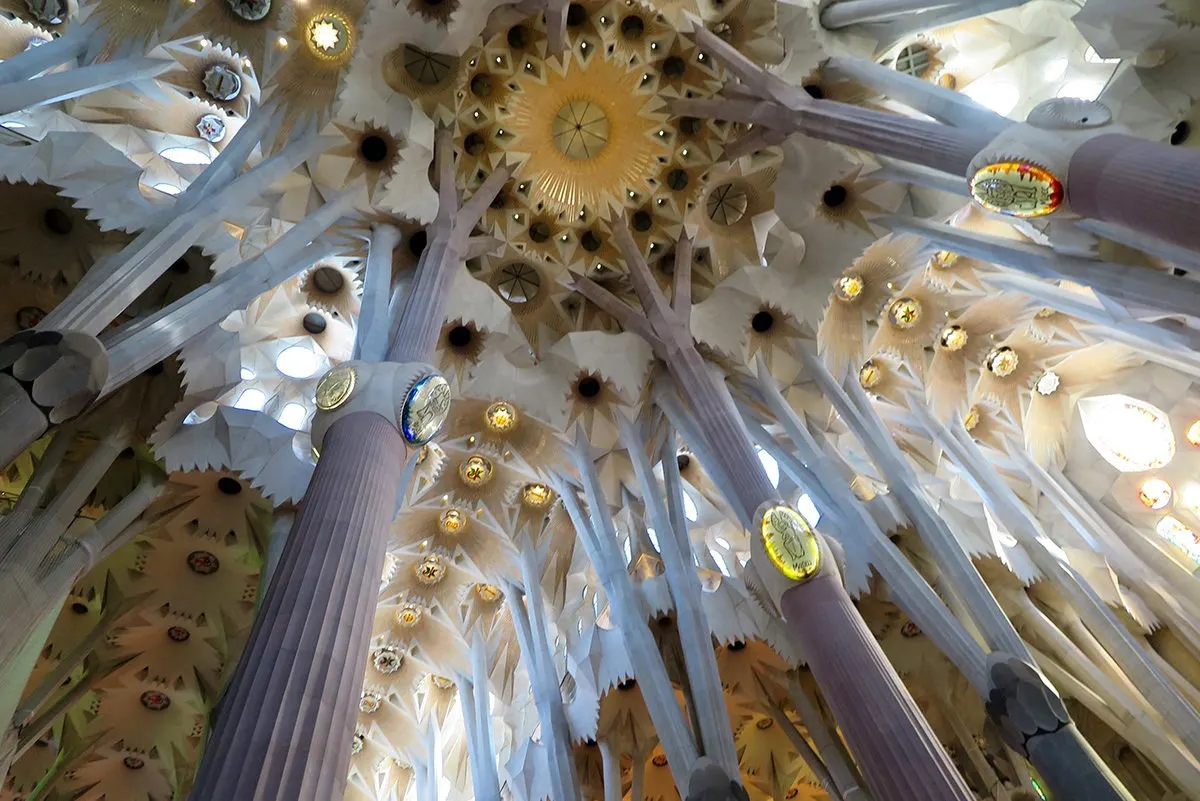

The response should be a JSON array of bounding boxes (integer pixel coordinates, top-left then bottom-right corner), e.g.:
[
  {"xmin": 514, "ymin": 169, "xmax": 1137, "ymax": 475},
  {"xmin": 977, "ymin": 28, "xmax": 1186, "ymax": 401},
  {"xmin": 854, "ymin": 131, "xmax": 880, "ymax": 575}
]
[
  {"xmin": 192, "ymin": 133, "xmax": 506, "ymax": 797},
  {"xmin": 573, "ymin": 221, "xmax": 972, "ymax": 801}
]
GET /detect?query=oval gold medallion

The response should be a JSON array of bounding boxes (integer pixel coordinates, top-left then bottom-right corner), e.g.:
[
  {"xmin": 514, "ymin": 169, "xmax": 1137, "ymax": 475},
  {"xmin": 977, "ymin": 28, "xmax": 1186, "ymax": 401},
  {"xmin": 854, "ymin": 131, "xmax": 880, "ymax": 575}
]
[
  {"xmin": 760, "ymin": 505, "xmax": 821, "ymax": 582},
  {"xmin": 315, "ymin": 364, "xmax": 357, "ymax": 411}
]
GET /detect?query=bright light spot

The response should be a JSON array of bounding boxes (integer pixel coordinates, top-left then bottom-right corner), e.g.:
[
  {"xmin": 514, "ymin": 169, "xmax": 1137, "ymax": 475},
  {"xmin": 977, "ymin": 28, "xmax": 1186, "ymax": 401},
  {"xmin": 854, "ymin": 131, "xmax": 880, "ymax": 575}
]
[
  {"xmin": 623, "ymin": 536, "xmax": 632, "ymax": 563},
  {"xmin": 234, "ymin": 388, "xmax": 267, "ymax": 411},
  {"xmin": 160, "ymin": 146, "xmax": 212, "ymax": 165},
  {"xmin": 1042, "ymin": 58, "xmax": 1068, "ymax": 81},
  {"xmin": 961, "ymin": 81, "xmax": 1019, "ymax": 116},
  {"xmin": 240, "ymin": 366, "xmax": 256, "ymax": 381},
  {"xmin": 756, "ymin": 448, "xmax": 780, "ymax": 488},
  {"xmin": 183, "ymin": 401, "xmax": 217, "ymax": 425},
  {"xmin": 711, "ymin": 549, "xmax": 730, "ymax": 576},
  {"xmin": 1180, "ymin": 483, "xmax": 1200, "ymax": 512},
  {"xmin": 152, "ymin": 182, "xmax": 182, "ymax": 196},
  {"xmin": 1079, "ymin": 394, "xmax": 1176, "ymax": 472},
  {"xmin": 1138, "ymin": 478, "xmax": 1173, "ymax": 510},
  {"xmin": 278, "ymin": 402, "xmax": 309, "ymax": 430},
  {"xmin": 1057, "ymin": 79, "xmax": 1106, "ymax": 101},
  {"xmin": 0, "ymin": 120, "xmax": 26, "ymax": 129},
  {"xmin": 309, "ymin": 19, "xmax": 340, "ymax": 51},
  {"xmin": 647, "ymin": 527, "xmax": 659, "ymax": 550},
  {"xmin": 1084, "ymin": 46, "xmax": 1120, "ymax": 64},
  {"xmin": 1156, "ymin": 516, "xmax": 1200, "ymax": 565},
  {"xmin": 683, "ymin": 492, "xmax": 698, "ymax": 522},
  {"xmin": 714, "ymin": 536, "xmax": 730, "ymax": 550},
  {"xmin": 796, "ymin": 493, "xmax": 821, "ymax": 528},
  {"xmin": 275, "ymin": 345, "xmax": 320, "ymax": 378},
  {"xmin": 1038, "ymin": 535, "xmax": 1069, "ymax": 563}
]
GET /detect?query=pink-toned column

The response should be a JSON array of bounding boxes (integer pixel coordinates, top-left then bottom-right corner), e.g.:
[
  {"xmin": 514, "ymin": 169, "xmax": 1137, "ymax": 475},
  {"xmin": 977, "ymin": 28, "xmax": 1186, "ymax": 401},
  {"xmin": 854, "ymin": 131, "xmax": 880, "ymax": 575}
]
[
  {"xmin": 781, "ymin": 574, "xmax": 973, "ymax": 800},
  {"xmin": 574, "ymin": 222, "xmax": 972, "ymax": 801},
  {"xmin": 191, "ymin": 412, "xmax": 406, "ymax": 799},
  {"xmin": 1068, "ymin": 133, "xmax": 1200, "ymax": 252}
]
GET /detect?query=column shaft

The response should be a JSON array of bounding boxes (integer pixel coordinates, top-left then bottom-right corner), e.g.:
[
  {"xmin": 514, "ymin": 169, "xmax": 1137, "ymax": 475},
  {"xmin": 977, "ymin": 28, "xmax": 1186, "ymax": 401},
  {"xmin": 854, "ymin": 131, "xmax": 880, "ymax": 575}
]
[
  {"xmin": 781, "ymin": 575, "xmax": 974, "ymax": 801},
  {"xmin": 191, "ymin": 412, "xmax": 406, "ymax": 799},
  {"xmin": 1069, "ymin": 133, "xmax": 1200, "ymax": 252}
]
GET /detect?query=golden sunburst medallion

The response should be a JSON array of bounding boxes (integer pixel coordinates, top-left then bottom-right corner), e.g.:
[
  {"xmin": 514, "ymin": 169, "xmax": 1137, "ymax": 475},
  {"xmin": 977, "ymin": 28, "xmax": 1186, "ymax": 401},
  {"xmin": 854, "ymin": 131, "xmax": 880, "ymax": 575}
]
[
  {"xmin": 396, "ymin": 603, "xmax": 423, "ymax": 627},
  {"xmin": 970, "ymin": 161, "xmax": 1063, "ymax": 218},
  {"xmin": 834, "ymin": 274, "xmax": 864, "ymax": 302},
  {"xmin": 963, "ymin": 405, "xmax": 981, "ymax": 432},
  {"xmin": 476, "ymin": 583, "xmax": 503, "ymax": 602},
  {"xmin": 459, "ymin": 455, "xmax": 495, "ymax": 486},
  {"xmin": 886, "ymin": 296, "xmax": 922, "ymax": 329},
  {"xmin": 985, "ymin": 346, "xmax": 1019, "ymax": 377},
  {"xmin": 415, "ymin": 555, "xmax": 447, "ymax": 585},
  {"xmin": 315, "ymin": 364, "xmax": 356, "ymax": 410},
  {"xmin": 485, "ymin": 401, "xmax": 518, "ymax": 432},
  {"xmin": 438, "ymin": 508, "xmax": 466, "ymax": 534},
  {"xmin": 858, "ymin": 359, "xmax": 883, "ymax": 389},
  {"xmin": 522, "ymin": 482, "xmax": 552, "ymax": 508},
  {"xmin": 760, "ymin": 505, "xmax": 821, "ymax": 582},
  {"xmin": 938, "ymin": 324, "xmax": 968, "ymax": 351},
  {"xmin": 305, "ymin": 10, "xmax": 354, "ymax": 62},
  {"xmin": 430, "ymin": 674, "xmax": 455, "ymax": 690}
]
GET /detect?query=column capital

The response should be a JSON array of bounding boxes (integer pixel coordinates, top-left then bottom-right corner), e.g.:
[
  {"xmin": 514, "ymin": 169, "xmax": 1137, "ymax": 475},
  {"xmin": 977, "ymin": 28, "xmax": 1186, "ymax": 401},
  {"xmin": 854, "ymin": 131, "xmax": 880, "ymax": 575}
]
[
  {"xmin": 310, "ymin": 359, "xmax": 450, "ymax": 451},
  {"xmin": 967, "ymin": 97, "xmax": 1125, "ymax": 219},
  {"xmin": 984, "ymin": 651, "xmax": 1070, "ymax": 756},
  {"xmin": 0, "ymin": 329, "xmax": 107, "ymax": 424}
]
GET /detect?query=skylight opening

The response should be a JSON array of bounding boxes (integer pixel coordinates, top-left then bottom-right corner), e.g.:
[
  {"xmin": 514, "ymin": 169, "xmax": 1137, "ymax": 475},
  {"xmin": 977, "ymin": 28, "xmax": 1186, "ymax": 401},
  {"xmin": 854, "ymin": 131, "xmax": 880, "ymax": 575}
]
[
  {"xmin": 233, "ymin": 388, "xmax": 267, "ymax": 411},
  {"xmin": 275, "ymin": 345, "xmax": 321, "ymax": 379},
  {"xmin": 756, "ymin": 447, "xmax": 779, "ymax": 487},
  {"xmin": 278, "ymin": 402, "xmax": 309, "ymax": 430},
  {"xmin": 160, "ymin": 146, "xmax": 213, "ymax": 165}
]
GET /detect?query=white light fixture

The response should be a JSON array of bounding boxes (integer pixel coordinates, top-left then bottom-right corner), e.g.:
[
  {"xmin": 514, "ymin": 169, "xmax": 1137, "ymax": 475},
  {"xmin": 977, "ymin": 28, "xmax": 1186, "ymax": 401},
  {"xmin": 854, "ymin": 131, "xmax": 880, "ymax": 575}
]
[
  {"xmin": 275, "ymin": 345, "xmax": 320, "ymax": 379},
  {"xmin": 183, "ymin": 401, "xmax": 218, "ymax": 425},
  {"xmin": 1079, "ymin": 394, "xmax": 1176, "ymax": 472},
  {"xmin": 160, "ymin": 146, "xmax": 212, "ymax": 165},
  {"xmin": 278, "ymin": 402, "xmax": 309, "ymax": 430},
  {"xmin": 152, "ymin": 182, "xmax": 182, "ymax": 196},
  {"xmin": 756, "ymin": 447, "xmax": 780, "ymax": 488},
  {"xmin": 239, "ymin": 366, "xmax": 256, "ymax": 381},
  {"xmin": 0, "ymin": 120, "xmax": 26, "ymax": 129},
  {"xmin": 233, "ymin": 388, "xmax": 267, "ymax": 411},
  {"xmin": 961, "ymin": 80, "xmax": 1019, "ymax": 116}
]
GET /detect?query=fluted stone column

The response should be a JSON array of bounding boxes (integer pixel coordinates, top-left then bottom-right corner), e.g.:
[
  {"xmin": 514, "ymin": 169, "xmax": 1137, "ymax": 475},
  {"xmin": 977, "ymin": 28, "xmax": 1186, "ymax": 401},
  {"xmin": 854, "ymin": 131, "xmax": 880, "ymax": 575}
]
[
  {"xmin": 1069, "ymin": 134, "xmax": 1200, "ymax": 251},
  {"xmin": 191, "ymin": 412, "xmax": 407, "ymax": 799}
]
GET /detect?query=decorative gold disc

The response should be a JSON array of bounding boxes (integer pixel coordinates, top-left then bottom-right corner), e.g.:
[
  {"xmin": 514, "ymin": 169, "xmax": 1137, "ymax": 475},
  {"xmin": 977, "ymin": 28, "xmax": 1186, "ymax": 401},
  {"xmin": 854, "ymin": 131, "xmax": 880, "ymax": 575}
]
[
  {"xmin": 315, "ymin": 364, "xmax": 357, "ymax": 410},
  {"xmin": 760, "ymin": 505, "xmax": 821, "ymax": 582},
  {"xmin": 970, "ymin": 161, "xmax": 1063, "ymax": 218}
]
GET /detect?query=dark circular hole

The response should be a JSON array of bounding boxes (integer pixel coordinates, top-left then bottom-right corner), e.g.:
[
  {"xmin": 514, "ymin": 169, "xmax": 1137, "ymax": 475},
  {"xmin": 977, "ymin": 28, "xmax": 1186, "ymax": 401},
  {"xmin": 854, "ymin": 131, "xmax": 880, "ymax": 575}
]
[
  {"xmin": 490, "ymin": 190, "xmax": 507, "ymax": 210},
  {"xmin": 580, "ymin": 230, "xmax": 602, "ymax": 252},
  {"xmin": 217, "ymin": 477, "xmax": 242, "ymax": 496},
  {"xmin": 529, "ymin": 221, "xmax": 551, "ymax": 243},
  {"xmin": 169, "ymin": 257, "xmax": 190, "ymax": 274},
  {"xmin": 470, "ymin": 73, "xmax": 492, "ymax": 98},
  {"xmin": 302, "ymin": 311, "xmax": 327, "ymax": 335},
  {"xmin": 409, "ymin": 230, "xmax": 428, "ymax": 259},
  {"xmin": 359, "ymin": 135, "xmax": 389, "ymax": 164},
  {"xmin": 577, "ymin": 376, "xmax": 601, "ymax": 398},
  {"xmin": 312, "ymin": 266, "xmax": 344, "ymax": 294},
  {"xmin": 43, "ymin": 208, "xmax": 72, "ymax": 236},
  {"xmin": 448, "ymin": 325, "xmax": 473, "ymax": 348},
  {"xmin": 666, "ymin": 169, "xmax": 689, "ymax": 191},
  {"xmin": 464, "ymin": 132, "xmax": 486, "ymax": 156},
  {"xmin": 728, "ymin": 640, "xmax": 746, "ymax": 651},
  {"xmin": 620, "ymin": 15, "xmax": 644, "ymax": 39},
  {"xmin": 71, "ymin": 602, "xmax": 88, "ymax": 614},
  {"xmin": 631, "ymin": 210, "xmax": 653, "ymax": 232},
  {"xmin": 676, "ymin": 453, "xmax": 690, "ymax": 471},
  {"xmin": 803, "ymin": 84, "xmax": 824, "ymax": 99},
  {"xmin": 566, "ymin": 3, "xmax": 586, "ymax": 26},
  {"xmin": 617, "ymin": 678, "xmax": 636, "ymax": 691},
  {"xmin": 679, "ymin": 116, "xmax": 702, "ymax": 135},
  {"xmin": 507, "ymin": 24, "xmax": 529, "ymax": 48},
  {"xmin": 823, "ymin": 185, "xmax": 848, "ymax": 208},
  {"xmin": 751, "ymin": 310, "xmax": 774, "ymax": 333},
  {"xmin": 662, "ymin": 55, "xmax": 686, "ymax": 78},
  {"xmin": 1171, "ymin": 121, "xmax": 1190, "ymax": 146}
]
